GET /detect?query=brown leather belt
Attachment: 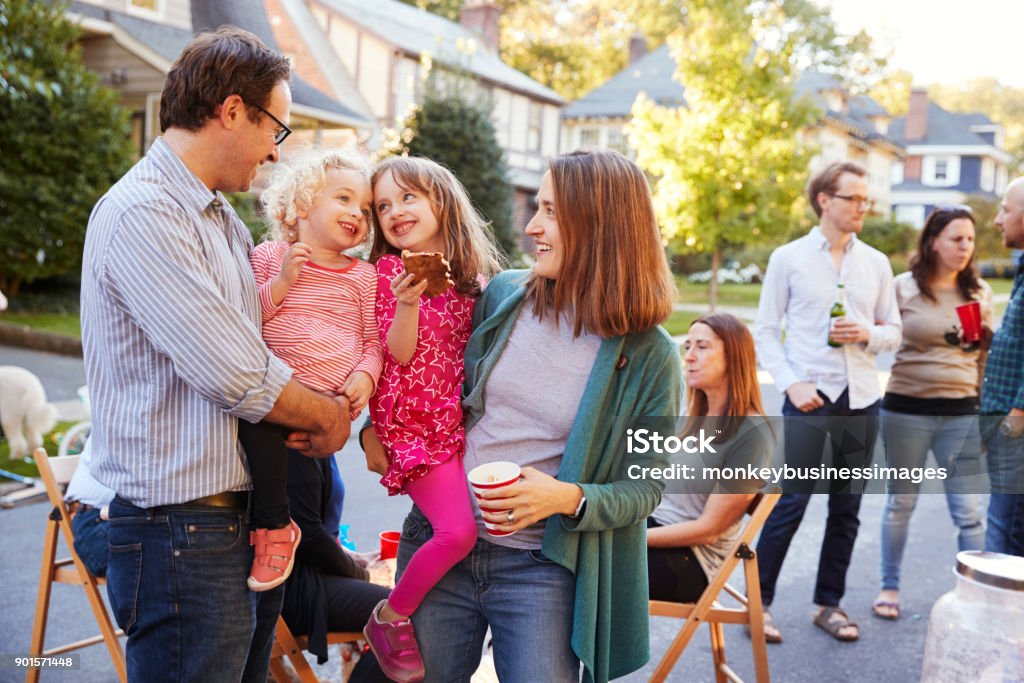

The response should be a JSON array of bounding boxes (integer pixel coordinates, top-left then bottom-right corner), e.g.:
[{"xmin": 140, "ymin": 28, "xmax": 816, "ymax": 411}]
[{"xmin": 178, "ymin": 491, "xmax": 248, "ymax": 508}]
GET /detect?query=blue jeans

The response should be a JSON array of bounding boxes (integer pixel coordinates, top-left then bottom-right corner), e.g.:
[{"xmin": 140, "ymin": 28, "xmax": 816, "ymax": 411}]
[
  {"xmin": 984, "ymin": 426, "xmax": 1024, "ymax": 555},
  {"xmin": 397, "ymin": 507, "xmax": 579, "ymax": 683},
  {"xmin": 756, "ymin": 389, "xmax": 878, "ymax": 606},
  {"xmin": 106, "ymin": 495, "xmax": 282, "ymax": 682},
  {"xmin": 879, "ymin": 411, "xmax": 986, "ymax": 590},
  {"xmin": 72, "ymin": 506, "xmax": 109, "ymax": 577}
]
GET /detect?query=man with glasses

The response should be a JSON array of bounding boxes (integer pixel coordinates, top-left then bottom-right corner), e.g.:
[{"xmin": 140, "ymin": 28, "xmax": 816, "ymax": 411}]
[
  {"xmin": 983, "ymin": 176, "xmax": 1024, "ymax": 557},
  {"xmin": 81, "ymin": 27, "xmax": 351, "ymax": 681},
  {"xmin": 753, "ymin": 161, "xmax": 901, "ymax": 642}
]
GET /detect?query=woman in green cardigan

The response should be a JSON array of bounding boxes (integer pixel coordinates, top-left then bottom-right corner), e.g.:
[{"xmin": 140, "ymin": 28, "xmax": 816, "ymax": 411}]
[{"xmin": 365, "ymin": 148, "xmax": 681, "ymax": 682}]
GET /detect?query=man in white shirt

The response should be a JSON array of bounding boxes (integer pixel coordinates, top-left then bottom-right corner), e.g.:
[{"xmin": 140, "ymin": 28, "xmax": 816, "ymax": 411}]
[{"xmin": 753, "ymin": 161, "xmax": 901, "ymax": 642}]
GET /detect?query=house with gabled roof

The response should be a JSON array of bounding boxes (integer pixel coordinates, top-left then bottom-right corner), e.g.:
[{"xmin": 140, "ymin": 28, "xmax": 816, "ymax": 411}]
[
  {"xmin": 889, "ymin": 90, "xmax": 1012, "ymax": 227},
  {"xmin": 561, "ymin": 43, "xmax": 904, "ymax": 214},
  {"xmin": 62, "ymin": 0, "xmax": 373, "ymax": 161},
  {"xmin": 269, "ymin": 0, "xmax": 564, "ymax": 228},
  {"xmin": 62, "ymin": 1, "xmax": 563, "ymax": 229}
]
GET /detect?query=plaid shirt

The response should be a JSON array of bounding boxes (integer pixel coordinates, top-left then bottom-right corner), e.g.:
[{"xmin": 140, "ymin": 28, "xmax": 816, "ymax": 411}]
[{"xmin": 981, "ymin": 255, "xmax": 1024, "ymax": 415}]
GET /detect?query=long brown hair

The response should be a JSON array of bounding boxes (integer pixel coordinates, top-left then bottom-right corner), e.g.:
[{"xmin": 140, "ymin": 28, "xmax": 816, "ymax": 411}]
[
  {"xmin": 526, "ymin": 148, "xmax": 676, "ymax": 337},
  {"xmin": 683, "ymin": 314, "xmax": 766, "ymax": 441},
  {"xmin": 370, "ymin": 156, "xmax": 501, "ymax": 296},
  {"xmin": 909, "ymin": 206, "xmax": 981, "ymax": 302}
]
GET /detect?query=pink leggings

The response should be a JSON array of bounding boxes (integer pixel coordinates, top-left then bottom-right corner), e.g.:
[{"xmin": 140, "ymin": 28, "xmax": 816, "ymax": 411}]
[{"xmin": 387, "ymin": 455, "xmax": 478, "ymax": 617}]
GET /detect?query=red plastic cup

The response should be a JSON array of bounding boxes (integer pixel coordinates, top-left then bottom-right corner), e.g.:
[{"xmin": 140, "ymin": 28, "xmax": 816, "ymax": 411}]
[
  {"xmin": 956, "ymin": 301, "xmax": 982, "ymax": 343},
  {"xmin": 468, "ymin": 462, "xmax": 522, "ymax": 537},
  {"xmin": 379, "ymin": 530, "xmax": 400, "ymax": 560}
]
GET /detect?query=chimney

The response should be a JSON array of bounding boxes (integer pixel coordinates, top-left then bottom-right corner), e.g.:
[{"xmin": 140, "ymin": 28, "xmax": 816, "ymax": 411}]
[
  {"xmin": 906, "ymin": 89, "xmax": 929, "ymax": 142},
  {"xmin": 629, "ymin": 33, "xmax": 648, "ymax": 65},
  {"xmin": 460, "ymin": 2, "xmax": 501, "ymax": 52}
]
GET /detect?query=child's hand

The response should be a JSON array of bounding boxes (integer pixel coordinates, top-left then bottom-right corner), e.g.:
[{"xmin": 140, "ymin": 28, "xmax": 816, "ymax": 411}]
[
  {"xmin": 277, "ymin": 242, "xmax": 312, "ymax": 285},
  {"xmin": 341, "ymin": 371, "xmax": 375, "ymax": 414},
  {"xmin": 391, "ymin": 271, "xmax": 429, "ymax": 306}
]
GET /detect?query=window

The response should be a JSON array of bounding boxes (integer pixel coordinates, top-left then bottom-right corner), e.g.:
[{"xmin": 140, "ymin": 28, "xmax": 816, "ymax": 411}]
[
  {"xmin": 890, "ymin": 161, "xmax": 904, "ymax": 186},
  {"xmin": 607, "ymin": 128, "xmax": 630, "ymax": 156},
  {"xmin": 579, "ymin": 127, "xmax": 600, "ymax": 148},
  {"xmin": 925, "ymin": 156, "xmax": 959, "ymax": 186},
  {"xmin": 129, "ymin": 0, "xmax": 159, "ymax": 12},
  {"xmin": 981, "ymin": 158, "xmax": 995, "ymax": 193},
  {"xmin": 527, "ymin": 102, "xmax": 542, "ymax": 153}
]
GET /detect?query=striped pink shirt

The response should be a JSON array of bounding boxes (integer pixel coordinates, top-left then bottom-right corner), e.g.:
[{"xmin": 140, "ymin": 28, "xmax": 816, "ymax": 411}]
[{"xmin": 250, "ymin": 241, "xmax": 383, "ymax": 394}]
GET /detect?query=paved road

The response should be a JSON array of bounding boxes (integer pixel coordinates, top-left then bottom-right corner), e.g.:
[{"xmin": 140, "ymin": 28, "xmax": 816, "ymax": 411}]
[{"xmin": 0, "ymin": 346, "xmax": 966, "ymax": 683}]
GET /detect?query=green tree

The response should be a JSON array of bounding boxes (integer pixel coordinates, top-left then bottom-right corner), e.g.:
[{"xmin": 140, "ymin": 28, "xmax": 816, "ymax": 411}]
[
  {"xmin": 869, "ymin": 68, "xmax": 913, "ymax": 117},
  {"xmin": 929, "ymin": 78, "xmax": 1024, "ymax": 172},
  {"xmin": 0, "ymin": 0, "xmax": 133, "ymax": 296},
  {"xmin": 964, "ymin": 194, "xmax": 1005, "ymax": 263},
  {"xmin": 628, "ymin": 0, "xmax": 820, "ymax": 309},
  {"xmin": 498, "ymin": 0, "xmax": 686, "ymax": 101},
  {"xmin": 397, "ymin": 0, "xmax": 462, "ymax": 21},
  {"xmin": 384, "ymin": 82, "xmax": 517, "ymax": 259}
]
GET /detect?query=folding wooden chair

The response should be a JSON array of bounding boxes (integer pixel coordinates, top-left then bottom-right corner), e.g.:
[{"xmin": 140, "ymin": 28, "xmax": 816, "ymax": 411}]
[
  {"xmin": 27, "ymin": 448, "xmax": 126, "ymax": 683},
  {"xmin": 648, "ymin": 492, "xmax": 781, "ymax": 683},
  {"xmin": 269, "ymin": 615, "xmax": 363, "ymax": 683}
]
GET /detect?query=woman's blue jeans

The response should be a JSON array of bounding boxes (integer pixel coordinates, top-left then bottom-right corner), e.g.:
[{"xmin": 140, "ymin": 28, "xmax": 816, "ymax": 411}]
[
  {"xmin": 879, "ymin": 410, "xmax": 986, "ymax": 591},
  {"xmin": 396, "ymin": 506, "xmax": 580, "ymax": 683},
  {"xmin": 106, "ymin": 495, "xmax": 282, "ymax": 682}
]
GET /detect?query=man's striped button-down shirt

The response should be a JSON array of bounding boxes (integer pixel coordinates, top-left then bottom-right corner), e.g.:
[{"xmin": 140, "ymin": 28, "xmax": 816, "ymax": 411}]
[{"xmin": 81, "ymin": 138, "xmax": 292, "ymax": 507}]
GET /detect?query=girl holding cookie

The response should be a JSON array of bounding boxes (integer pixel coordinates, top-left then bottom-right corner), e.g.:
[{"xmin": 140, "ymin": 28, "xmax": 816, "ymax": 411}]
[{"xmin": 364, "ymin": 156, "xmax": 502, "ymax": 681}]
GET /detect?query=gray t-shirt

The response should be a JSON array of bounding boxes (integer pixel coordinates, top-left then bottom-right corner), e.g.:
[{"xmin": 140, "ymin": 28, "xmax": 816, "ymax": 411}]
[
  {"xmin": 465, "ymin": 304, "xmax": 601, "ymax": 549},
  {"xmin": 652, "ymin": 418, "xmax": 774, "ymax": 579}
]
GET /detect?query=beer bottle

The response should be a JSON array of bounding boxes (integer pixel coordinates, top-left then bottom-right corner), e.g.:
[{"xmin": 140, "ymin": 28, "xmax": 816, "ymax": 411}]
[{"xmin": 828, "ymin": 283, "xmax": 846, "ymax": 347}]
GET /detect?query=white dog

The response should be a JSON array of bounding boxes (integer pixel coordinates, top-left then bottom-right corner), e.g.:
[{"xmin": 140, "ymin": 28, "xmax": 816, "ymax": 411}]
[{"xmin": 0, "ymin": 366, "xmax": 59, "ymax": 459}]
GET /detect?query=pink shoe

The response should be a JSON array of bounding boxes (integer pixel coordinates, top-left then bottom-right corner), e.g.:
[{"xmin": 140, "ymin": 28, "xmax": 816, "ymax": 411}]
[
  {"xmin": 362, "ymin": 600, "xmax": 425, "ymax": 683},
  {"xmin": 247, "ymin": 519, "xmax": 301, "ymax": 592}
]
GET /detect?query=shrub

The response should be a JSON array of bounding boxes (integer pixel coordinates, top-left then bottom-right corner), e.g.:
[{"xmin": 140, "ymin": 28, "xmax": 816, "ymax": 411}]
[{"xmin": 0, "ymin": 0, "xmax": 134, "ymax": 296}]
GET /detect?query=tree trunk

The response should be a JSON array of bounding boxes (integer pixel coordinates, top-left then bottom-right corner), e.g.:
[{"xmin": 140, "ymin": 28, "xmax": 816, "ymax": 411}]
[
  {"xmin": 709, "ymin": 247, "xmax": 720, "ymax": 313},
  {"xmin": 0, "ymin": 276, "xmax": 21, "ymax": 298}
]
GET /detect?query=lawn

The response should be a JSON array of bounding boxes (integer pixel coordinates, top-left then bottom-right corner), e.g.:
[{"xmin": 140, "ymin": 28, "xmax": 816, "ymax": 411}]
[
  {"xmin": 0, "ymin": 274, "xmax": 1014, "ymax": 343},
  {"xmin": 1, "ymin": 312, "xmax": 81, "ymax": 338},
  {"xmin": 662, "ymin": 309, "xmax": 701, "ymax": 338},
  {"xmin": 0, "ymin": 421, "xmax": 76, "ymax": 480},
  {"xmin": 675, "ymin": 279, "xmax": 762, "ymax": 308}
]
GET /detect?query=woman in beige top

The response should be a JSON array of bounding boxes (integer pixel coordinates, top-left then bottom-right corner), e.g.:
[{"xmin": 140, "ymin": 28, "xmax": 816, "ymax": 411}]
[{"xmin": 873, "ymin": 205, "xmax": 991, "ymax": 620}]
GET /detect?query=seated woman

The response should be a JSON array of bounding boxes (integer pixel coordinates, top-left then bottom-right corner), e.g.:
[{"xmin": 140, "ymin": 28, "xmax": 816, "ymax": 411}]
[
  {"xmin": 647, "ymin": 314, "xmax": 773, "ymax": 612},
  {"xmin": 280, "ymin": 450, "xmax": 391, "ymax": 683}
]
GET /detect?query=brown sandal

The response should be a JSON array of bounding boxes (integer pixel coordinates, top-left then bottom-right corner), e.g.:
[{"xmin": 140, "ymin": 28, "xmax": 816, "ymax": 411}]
[
  {"xmin": 746, "ymin": 609, "xmax": 783, "ymax": 644},
  {"xmin": 814, "ymin": 606, "xmax": 859, "ymax": 641}
]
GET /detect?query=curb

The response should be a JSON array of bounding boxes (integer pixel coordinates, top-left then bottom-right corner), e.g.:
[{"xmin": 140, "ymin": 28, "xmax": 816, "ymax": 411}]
[{"xmin": 0, "ymin": 322, "xmax": 82, "ymax": 357}]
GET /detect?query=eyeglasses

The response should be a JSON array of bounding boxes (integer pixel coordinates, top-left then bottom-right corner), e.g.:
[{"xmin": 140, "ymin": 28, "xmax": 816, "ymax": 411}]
[
  {"xmin": 247, "ymin": 101, "xmax": 291, "ymax": 145},
  {"xmin": 829, "ymin": 194, "xmax": 874, "ymax": 211}
]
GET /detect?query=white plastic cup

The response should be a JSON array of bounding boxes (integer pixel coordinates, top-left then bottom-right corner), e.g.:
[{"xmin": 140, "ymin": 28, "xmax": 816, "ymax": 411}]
[{"xmin": 467, "ymin": 462, "xmax": 521, "ymax": 537}]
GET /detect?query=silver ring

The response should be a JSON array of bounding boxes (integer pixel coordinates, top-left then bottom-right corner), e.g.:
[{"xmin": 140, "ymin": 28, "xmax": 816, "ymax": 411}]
[{"xmin": 507, "ymin": 510, "xmax": 515, "ymax": 523}]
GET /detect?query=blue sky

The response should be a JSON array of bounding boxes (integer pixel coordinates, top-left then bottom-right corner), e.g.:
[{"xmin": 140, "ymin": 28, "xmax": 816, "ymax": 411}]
[{"xmin": 823, "ymin": 0, "xmax": 1023, "ymax": 87}]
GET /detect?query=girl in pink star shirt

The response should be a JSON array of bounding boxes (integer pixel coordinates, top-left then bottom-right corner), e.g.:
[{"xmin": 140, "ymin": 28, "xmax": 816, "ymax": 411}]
[{"xmin": 364, "ymin": 156, "xmax": 502, "ymax": 682}]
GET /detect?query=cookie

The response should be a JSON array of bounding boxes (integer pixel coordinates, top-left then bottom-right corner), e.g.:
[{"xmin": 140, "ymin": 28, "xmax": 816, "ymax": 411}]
[{"xmin": 401, "ymin": 250, "xmax": 454, "ymax": 298}]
